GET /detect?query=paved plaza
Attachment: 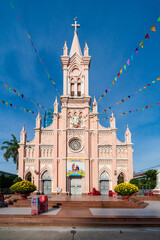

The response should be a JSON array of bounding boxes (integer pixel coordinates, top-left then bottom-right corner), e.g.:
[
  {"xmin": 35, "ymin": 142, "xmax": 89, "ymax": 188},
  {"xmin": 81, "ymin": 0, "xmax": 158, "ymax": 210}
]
[
  {"xmin": 0, "ymin": 226, "xmax": 160, "ymax": 240},
  {"xmin": 90, "ymin": 201, "xmax": 160, "ymax": 217}
]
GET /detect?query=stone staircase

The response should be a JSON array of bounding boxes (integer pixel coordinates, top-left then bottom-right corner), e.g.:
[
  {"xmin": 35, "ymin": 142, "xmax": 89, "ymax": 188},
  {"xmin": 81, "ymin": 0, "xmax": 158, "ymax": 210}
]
[{"xmin": 6, "ymin": 198, "xmax": 148, "ymax": 209}]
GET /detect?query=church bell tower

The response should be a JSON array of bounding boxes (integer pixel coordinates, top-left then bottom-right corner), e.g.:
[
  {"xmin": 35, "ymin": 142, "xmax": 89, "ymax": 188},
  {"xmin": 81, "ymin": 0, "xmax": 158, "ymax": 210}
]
[{"xmin": 61, "ymin": 17, "xmax": 91, "ymax": 106}]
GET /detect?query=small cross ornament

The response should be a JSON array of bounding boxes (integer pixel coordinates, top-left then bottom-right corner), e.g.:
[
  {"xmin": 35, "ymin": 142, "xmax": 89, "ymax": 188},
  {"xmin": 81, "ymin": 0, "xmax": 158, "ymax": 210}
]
[{"xmin": 71, "ymin": 17, "xmax": 80, "ymax": 32}]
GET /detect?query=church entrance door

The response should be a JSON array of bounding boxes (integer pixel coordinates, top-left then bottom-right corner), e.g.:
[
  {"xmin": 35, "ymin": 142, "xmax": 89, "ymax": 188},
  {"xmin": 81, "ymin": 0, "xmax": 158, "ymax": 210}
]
[
  {"xmin": 70, "ymin": 177, "xmax": 82, "ymax": 195},
  {"xmin": 43, "ymin": 180, "xmax": 51, "ymax": 195},
  {"xmin": 100, "ymin": 172, "xmax": 109, "ymax": 195},
  {"xmin": 100, "ymin": 180, "xmax": 109, "ymax": 195},
  {"xmin": 42, "ymin": 170, "xmax": 51, "ymax": 195}
]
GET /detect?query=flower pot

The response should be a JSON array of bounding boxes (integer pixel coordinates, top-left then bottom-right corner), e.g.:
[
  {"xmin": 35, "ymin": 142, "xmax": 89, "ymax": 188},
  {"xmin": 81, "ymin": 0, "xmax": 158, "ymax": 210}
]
[
  {"xmin": 121, "ymin": 195, "xmax": 130, "ymax": 201},
  {"xmin": 19, "ymin": 193, "xmax": 30, "ymax": 200}
]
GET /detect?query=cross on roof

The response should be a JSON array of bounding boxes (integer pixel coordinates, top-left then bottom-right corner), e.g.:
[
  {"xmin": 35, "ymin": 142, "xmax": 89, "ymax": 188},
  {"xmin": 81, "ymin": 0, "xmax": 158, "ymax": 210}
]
[{"xmin": 71, "ymin": 17, "xmax": 80, "ymax": 32}]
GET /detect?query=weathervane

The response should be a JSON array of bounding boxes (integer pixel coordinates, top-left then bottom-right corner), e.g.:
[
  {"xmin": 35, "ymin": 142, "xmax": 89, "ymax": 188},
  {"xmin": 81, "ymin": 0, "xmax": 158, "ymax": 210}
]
[{"xmin": 71, "ymin": 17, "xmax": 80, "ymax": 32}]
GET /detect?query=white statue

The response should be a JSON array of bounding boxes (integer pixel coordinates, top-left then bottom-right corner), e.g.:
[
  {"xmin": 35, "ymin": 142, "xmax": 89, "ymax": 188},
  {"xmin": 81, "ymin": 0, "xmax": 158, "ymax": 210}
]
[
  {"xmin": 72, "ymin": 115, "xmax": 79, "ymax": 127},
  {"xmin": 154, "ymin": 168, "xmax": 160, "ymax": 190}
]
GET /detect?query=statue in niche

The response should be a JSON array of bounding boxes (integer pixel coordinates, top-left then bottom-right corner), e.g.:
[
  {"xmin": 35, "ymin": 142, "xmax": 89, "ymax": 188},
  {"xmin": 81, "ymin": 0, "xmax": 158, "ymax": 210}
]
[{"xmin": 72, "ymin": 115, "xmax": 79, "ymax": 128}]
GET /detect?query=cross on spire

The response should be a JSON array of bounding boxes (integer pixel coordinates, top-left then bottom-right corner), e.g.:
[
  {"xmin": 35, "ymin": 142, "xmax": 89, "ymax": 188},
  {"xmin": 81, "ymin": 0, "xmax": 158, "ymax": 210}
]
[{"xmin": 71, "ymin": 17, "xmax": 80, "ymax": 33}]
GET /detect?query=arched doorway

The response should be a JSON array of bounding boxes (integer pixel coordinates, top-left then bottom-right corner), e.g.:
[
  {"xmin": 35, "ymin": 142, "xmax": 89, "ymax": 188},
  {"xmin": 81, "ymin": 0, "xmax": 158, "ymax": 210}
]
[
  {"xmin": 25, "ymin": 172, "xmax": 32, "ymax": 182},
  {"xmin": 100, "ymin": 171, "xmax": 109, "ymax": 195},
  {"xmin": 117, "ymin": 172, "xmax": 125, "ymax": 185},
  {"xmin": 42, "ymin": 170, "xmax": 51, "ymax": 195}
]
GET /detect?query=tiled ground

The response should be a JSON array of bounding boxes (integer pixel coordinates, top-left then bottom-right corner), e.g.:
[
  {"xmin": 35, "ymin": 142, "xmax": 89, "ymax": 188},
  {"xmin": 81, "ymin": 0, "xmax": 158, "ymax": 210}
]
[
  {"xmin": 90, "ymin": 201, "xmax": 160, "ymax": 216},
  {"xmin": 0, "ymin": 207, "xmax": 60, "ymax": 215}
]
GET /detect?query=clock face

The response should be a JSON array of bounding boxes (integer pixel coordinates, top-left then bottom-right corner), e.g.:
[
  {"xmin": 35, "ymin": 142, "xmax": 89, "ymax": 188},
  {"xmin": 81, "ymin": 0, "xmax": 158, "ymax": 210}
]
[{"xmin": 69, "ymin": 139, "xmax": 81, "ymax": 151}]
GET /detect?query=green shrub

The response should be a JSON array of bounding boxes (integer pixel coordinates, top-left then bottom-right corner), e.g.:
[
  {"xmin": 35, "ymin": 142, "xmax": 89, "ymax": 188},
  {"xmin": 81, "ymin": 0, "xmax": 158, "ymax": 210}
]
[
  {"xmin": 129, "ymin": 178, "xmax": 139, "ymax": 187},
  {"xmin": 13, "ymin": 177, "xmax": 22, "ymax": 184},
  {"xmin": 10, "ymin": 180, "xmax": 37, "ymax": 194}
]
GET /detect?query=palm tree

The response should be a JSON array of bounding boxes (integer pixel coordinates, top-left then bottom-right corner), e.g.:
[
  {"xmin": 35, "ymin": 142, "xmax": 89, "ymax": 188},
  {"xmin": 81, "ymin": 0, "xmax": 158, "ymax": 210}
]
[{"xmin": 1, "ymin": 134, "xmax": 20, "ymax": 169}]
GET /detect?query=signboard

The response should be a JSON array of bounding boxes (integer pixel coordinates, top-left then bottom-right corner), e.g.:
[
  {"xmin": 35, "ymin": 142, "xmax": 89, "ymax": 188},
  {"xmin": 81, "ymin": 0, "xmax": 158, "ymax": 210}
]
[{"xmin": 67, "ymin": 159, "xmax": 85, "ymax": 176}]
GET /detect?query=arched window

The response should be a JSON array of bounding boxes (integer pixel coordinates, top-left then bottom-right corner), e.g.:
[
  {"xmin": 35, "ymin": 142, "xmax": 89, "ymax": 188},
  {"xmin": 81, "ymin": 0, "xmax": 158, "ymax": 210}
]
[
  {"xmin": 42, "ymin": 170, "xmax": 51, "ymax": 180},
  {"xmin": 100, "ymin": 171, "xmax": 109, "ymax": 181},
  {"xmin": 77, "ymin": 82, "xmax": 81, "ymax": 96},
  {"xmin": 79, "ymin": 112, "xmax": 83, "ymax": 127},
  {"xmin": 25, "ymin": 172, "xmax": 32, "ymax": 182},
  {"xmin": 71, "ymin": 82, "xmax": 74, "ymax": 96}
]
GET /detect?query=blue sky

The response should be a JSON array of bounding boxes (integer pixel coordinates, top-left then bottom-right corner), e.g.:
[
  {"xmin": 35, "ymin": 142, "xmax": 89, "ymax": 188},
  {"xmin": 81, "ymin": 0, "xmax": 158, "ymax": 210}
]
[{"xmin": 0, "ymin": 0, "xmax": 160, "ymax": 174}]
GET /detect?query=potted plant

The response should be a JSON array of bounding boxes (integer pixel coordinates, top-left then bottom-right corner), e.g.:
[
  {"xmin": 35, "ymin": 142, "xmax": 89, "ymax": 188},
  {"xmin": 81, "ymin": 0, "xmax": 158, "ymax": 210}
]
[
  {"xmin": 114, "ymin": 183, "xmax": 139, "ymax": 201},
  {"xmin": 10, "ymin": 180, "xmax": 37, "ymax": 200}
]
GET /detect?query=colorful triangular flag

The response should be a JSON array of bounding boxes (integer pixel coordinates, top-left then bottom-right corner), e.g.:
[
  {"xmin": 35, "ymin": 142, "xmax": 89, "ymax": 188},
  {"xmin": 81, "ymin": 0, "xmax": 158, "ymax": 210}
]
[
  {"xmin": 124, "ymin": 64, "xmax": 126, "ymax": 70},
  {"xmin": 139, "ymin": 41, "xmax": 143, "ymax": 48},
  {"xmin": 120, "ymin": 69, "xmax": 122, "ymax": 74},
  {"xmin": 127, "ymin": 59, "xmax": 130, "ymax": 65},
  {"xmin": 157, "ymin": 17, "xmax": 160, "ymax": 22},
  {"xmin": 135, "ymin": 48, "xmax": 138, "ymax": 54},
  {"xmin": 145, "ymin": 33, "xmax": 149, "ymax": 39},
  {"xmin": 151, "ymin": 24, "xmax": 156, "ymax": 31}
]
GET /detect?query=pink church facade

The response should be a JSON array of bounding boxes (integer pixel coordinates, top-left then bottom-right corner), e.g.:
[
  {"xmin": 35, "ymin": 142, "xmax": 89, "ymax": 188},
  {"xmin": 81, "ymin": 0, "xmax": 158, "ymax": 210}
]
[{"xmin": 18, "ymin": 21, "xmax": 133, "ymax": 195}]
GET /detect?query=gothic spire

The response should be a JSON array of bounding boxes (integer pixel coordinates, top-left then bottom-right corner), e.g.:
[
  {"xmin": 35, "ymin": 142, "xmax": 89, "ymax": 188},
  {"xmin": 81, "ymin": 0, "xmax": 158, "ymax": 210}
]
[
  {"xmin": 35, "ymin": 111, "xmax": 42, "ymax": 129},
  {"xmin": 54, "ymin": 96, "xmax": 59, "ymax": 114},
  {"xmin": 70, "ymin": 18, "xmax": 82, "ymax": 56},
  {"xmin": 92, "ymin": 96, "xmax": 98, "ymax": 113},
  {"xmin": 20, "ymin": 125, "xmax": 27, "ymax": 143},
  {"xmin": 110, "ymin": 112, "xmax": 116, "ymax": 129},
  {"xmin": 84, "ymin": 41, "xmax": 89, "ymax": 56},
  {"xmin": 63, "ymin": 41, "xmax": 68, "ymax": 56},
  {"xmin": 125, "ymin": 125, "xmax": 131, "ymax": 143}
]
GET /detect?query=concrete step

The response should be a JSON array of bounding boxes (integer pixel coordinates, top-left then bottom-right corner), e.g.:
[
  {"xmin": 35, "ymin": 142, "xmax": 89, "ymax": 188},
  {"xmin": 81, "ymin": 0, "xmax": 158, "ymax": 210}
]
[
  {"xmin": 0, "ymin": 215, "xmax": 160, "ymax": 227},
  {"xmin": 7, "ymin": 199, "xmax": 148, "ymax": 209}
]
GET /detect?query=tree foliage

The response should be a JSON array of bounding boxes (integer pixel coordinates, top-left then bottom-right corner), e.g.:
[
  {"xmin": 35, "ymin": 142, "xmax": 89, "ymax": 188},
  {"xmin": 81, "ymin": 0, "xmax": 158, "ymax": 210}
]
[
  {"xmin": 130, "ymin": 169, "xmax": 157, "ymax": 189},
  {"xmin": 0, "ymin": 174, "xmax": 15, "ymax": 189},
  {"xmin": 1, "ymin": 134, "xmax": 19, "ymax": 168}
]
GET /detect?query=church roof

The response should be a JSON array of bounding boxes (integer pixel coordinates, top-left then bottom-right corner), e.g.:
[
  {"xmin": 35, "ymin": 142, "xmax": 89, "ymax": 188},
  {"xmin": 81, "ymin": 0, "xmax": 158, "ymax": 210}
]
[{"xmin": 69, "ymin": 31, "xmax": 82, "ymax": 57}]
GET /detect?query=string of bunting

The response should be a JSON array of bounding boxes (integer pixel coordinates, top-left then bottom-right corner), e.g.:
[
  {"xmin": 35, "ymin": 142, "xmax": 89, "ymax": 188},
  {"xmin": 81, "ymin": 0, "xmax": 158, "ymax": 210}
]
[
  {"xmin": 83, "ymin": 100, "xmax": 160, "ymax": 123},
  {"xmin": 0, "ymin": 80, "xmax": 53, "ymax": 113},
  {"xmin": 98, "ymin": 17, "xmax": 160, "ymax": 102},
  {"xmin": 98, "ymin": 77, "xmax": 160, "ymax": 115},
  {"xmin": 82, "ymin": 75, "xmax": 160, "ymax": 122},
  {"xmin": 0, "ymin": 98, "xmax": 53, "ymax": 119},
  {"xmin": 9, "ymin": 1, "xmax": 61, "ymax": 99},
  {"xmin": 101, "ymin": 100, "xmax": 160, "ymax": 121}
]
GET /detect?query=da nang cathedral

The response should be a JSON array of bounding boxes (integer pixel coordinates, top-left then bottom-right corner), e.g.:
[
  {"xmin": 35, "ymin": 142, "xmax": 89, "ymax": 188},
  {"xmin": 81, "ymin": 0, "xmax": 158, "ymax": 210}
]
[{"xmin": 18, "ymin": 19, "xmax": 133, "ymax": 195}]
